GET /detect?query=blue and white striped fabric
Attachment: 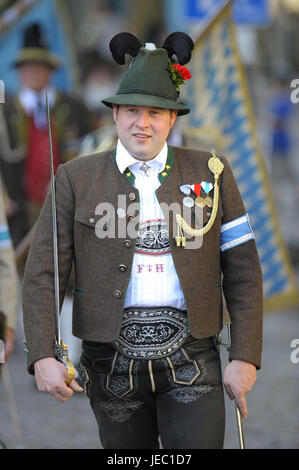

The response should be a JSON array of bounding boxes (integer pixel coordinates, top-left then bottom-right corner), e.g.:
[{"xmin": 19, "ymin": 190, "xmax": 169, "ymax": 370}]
[
  {"xmin": 0, "ymin": 223, "xmax": 12, "ymax": 249},
  {"xmin": 220, "ymin": 214, "xmax": 254, "ymax": 252}
]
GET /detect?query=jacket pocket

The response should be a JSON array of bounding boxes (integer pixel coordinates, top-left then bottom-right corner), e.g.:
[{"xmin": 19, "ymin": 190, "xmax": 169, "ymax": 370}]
[
  {"xmin": 75, "ymin": 206, "xmax": 111, "ymax": 234},
  {"xmin": 75, "ymin": 206, "xmax": 97, "ymax": 229}
]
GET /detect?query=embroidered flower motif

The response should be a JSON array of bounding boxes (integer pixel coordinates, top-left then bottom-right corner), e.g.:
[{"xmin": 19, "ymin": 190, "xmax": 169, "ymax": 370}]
[{"xmin": 168, "ymin": 60, "xmax": 192, "ymax": 92}]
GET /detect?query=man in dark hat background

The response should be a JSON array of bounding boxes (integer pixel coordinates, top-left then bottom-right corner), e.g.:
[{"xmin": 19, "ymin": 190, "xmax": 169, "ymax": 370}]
[
  {"xmin": 22, "ymin": 32, "xmax": 263, "ymax": 449},
  {"xmin": 0, "ymin": 23, "xmax": 93, "ymax": 246}
]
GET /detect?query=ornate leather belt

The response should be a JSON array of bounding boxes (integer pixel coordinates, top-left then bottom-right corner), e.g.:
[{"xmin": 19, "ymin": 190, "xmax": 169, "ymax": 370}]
[{"xmin": 113, "ymin": 307, "xmax": 190, "ymax": 359}]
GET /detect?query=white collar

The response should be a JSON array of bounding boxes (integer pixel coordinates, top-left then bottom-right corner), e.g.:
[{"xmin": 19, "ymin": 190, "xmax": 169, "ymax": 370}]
[
  {"xmin": 18, "ymin": 86, "xmax": 57, "ymax": 114},
  {"xmin": 116, "ymin": 139, "xmax": 168, "ymax": 175}
]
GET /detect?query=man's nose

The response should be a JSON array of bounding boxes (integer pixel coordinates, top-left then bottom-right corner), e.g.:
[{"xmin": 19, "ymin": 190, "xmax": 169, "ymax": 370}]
[{"xmin": 136, "ymin": 111, "xmax": 150, "ymax": 128}]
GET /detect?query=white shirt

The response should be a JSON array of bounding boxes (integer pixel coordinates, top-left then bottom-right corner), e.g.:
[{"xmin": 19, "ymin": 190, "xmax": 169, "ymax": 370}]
[
  {"xmin": 116, "ymin": 139, "xmax": 187, "ymax": 310},
  {"xmin": 19, "ymin": 87, "xmax": 56, "ymax": 129}
]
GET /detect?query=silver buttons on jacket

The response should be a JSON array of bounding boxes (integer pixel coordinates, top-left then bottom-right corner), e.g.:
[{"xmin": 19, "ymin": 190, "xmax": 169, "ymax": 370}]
[{"xmin": 114, "ymin": 290, "xmax": 123, "ymax": 299}]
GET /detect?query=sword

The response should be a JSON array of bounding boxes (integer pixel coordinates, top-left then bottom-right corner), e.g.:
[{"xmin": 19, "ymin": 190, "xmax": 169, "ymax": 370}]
[{"xmin": 46, "ymin": 92, "xmax": 75, "ymax": 385}]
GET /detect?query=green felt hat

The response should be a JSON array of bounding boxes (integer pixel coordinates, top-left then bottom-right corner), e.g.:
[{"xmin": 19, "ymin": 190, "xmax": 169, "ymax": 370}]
[
  {"xmin": 14, "ymin": 23, "xmax": 60, "ymax": 70},
  {"xmin": 102, "ymin": 32, "xmax": 194, "ymax": 116}
]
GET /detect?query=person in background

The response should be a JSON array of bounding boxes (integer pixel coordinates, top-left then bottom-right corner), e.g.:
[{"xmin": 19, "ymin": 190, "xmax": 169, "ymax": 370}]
[
  {"xmin": 78, "ymin": 49, "xmax": 119, "ymax": 156},
  {"xmin": 0, "ymin": 23, "xmax": 93, "ymax": 246},
  {"xmin": 80, "ymin": 49, "xmax": 119, "ymax": 128}
]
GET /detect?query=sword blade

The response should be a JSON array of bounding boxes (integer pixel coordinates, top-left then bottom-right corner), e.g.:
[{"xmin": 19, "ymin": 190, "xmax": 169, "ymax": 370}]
[{"xmin": 46, "ymin": 92, "xmax": 60, "ymax": 344}]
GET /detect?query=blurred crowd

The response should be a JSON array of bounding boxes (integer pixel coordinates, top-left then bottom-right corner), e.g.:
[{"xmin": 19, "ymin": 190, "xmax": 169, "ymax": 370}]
[{"xmin": 0, "ymin": 19, "xmax": 121, "ymax": 250}]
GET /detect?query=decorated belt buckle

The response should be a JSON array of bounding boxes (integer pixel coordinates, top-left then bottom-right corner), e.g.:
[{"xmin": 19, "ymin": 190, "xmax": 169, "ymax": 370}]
[{"xmin": 113, "ymin": 308, "xmax": 190, "ymax": 360}]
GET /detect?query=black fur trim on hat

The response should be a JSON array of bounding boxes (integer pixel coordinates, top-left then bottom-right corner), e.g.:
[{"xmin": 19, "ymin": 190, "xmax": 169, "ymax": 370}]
[
  {"xmin": 162, "ymin": 32, "xmax": 194, "ymax": 65},
  {"xmin": 109, "ymin": 33, "xmax": 142, "ymax": 65},
  {"xmin": 23, "ymin": 23, "xmax": 47, "ymax": 49}
]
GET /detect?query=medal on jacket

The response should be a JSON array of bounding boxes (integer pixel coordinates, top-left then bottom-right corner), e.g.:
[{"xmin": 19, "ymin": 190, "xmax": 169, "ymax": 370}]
[
  {"xmin": 46, "ymin": 93, "xmax": 76, "ymax": 385},
  {"xmin": 175, "ymin": 150, "xmax": 224, "ymax": 248},
  {"xmin": 183, "ymin": 197, "xmax": 194, "ymax": 208},
  {"xmin": 195, "ymin": 196, "xmax": 206, "ymax": 208},
  {"xmin": 190, "ymin": 183, "xmax": 201, "ymax": 196},
  {"xmin": 179, "ymin": 184, "xmax": 191, "ymax": 195},
  {"xmin": 201, "ymin": 181, "xmax": 214, "ymax": 208},
  {"xmin": 179, "ymin": 183, "xmax": 201, "ymax": 197}
]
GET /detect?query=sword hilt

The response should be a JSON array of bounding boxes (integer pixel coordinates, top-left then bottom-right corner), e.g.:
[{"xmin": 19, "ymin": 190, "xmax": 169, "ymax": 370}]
[{"xmin": 54, "ymin": 340, "xmax": 77, "ymax": 385}]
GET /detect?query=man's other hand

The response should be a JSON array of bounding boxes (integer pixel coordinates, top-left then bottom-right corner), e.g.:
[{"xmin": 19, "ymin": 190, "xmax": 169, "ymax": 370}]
[{"xmin": 223, "ymin": 359, "xmax": 257, "ymax": 418}]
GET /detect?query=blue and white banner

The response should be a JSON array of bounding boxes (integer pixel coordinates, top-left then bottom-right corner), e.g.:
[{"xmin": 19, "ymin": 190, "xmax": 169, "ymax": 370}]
[{"xmin": 185, "ymin": 3, "xmax": 299, "ymax": 311}]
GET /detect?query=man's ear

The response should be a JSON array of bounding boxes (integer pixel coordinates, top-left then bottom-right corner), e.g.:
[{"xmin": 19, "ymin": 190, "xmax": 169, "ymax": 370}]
[
  {"xmin": 170, "ymin": 110, "xmax": 178, "ymax": 128},
  {"xmin": 112, "ymin": 104, "xmax": 119, "ymax": 123}
]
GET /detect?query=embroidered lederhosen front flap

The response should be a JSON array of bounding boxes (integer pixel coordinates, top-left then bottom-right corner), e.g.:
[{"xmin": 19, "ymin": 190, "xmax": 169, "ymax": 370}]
[{"xmin": 113, "ymin": 307, "xmax": 190, "ymax": 359}]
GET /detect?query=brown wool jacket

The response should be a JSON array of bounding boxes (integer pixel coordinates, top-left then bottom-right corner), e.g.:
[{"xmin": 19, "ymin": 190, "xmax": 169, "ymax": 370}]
[{"xmin": 22, "ymin": 146, "xmax": 263, "ymax": 373}]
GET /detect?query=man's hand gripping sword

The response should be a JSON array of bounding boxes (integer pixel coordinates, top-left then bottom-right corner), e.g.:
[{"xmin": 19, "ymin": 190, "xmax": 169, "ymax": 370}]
[{"xmin": 46, "ymin": 93, "xmax": 76, "ymax": 386}]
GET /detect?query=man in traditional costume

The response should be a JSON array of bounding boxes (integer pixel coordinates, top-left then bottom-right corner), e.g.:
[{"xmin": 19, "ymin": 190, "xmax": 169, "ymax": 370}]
[{"xmin": 23, "ymin": 32, "xmax": 263, "ymax": 449}]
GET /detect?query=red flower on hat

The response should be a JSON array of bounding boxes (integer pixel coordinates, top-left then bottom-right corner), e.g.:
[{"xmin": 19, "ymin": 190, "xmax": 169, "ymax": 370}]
[
  {"xmin": 173, "ymin": 64, "xmax": 192, "ymax": 81},
  {"xmin": 168, "ymin": 60, "xmax": 192, "ymax": 92}
]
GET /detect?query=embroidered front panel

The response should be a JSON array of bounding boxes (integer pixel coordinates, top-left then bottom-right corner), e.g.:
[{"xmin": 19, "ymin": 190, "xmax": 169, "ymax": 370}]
[
  {"xmin": 113, "ymin": 308, "xmax": 190, "ymax": 359},
  {"xmin": 135, "ymin": 219, "xmax": 170, "ymax": 255}
]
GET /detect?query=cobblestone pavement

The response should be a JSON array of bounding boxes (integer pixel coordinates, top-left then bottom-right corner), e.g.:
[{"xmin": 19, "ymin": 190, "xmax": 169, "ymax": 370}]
[{"xmin": 0, "ymin": 294, "xmax": 298, "ymax": 450}]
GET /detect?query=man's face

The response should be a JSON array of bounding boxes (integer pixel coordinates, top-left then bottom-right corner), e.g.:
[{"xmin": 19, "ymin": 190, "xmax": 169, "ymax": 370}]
[
  {"xmin": 18, "ymin": 63, "xmax": 53, "ymax": 92},
  {"xmin": 113, "ymin": 105, "xmax": 178, "ymax": 160}
]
